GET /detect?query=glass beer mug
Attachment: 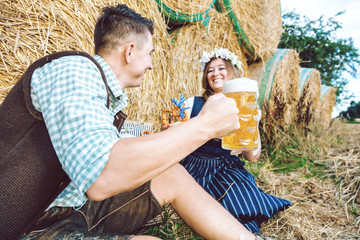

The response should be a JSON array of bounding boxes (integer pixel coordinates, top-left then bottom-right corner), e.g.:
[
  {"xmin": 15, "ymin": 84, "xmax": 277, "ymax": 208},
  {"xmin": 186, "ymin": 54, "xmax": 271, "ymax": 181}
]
[{"xmin": 222, "ymin": 78, "xmax": 261, "ymax": 151}]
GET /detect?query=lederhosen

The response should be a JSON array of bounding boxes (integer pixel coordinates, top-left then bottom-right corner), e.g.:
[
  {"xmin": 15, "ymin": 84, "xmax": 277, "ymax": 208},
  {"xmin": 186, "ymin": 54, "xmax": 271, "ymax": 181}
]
[{"xmin": 0, "ymin": 51, "xmax": 127, "ymax": 240}]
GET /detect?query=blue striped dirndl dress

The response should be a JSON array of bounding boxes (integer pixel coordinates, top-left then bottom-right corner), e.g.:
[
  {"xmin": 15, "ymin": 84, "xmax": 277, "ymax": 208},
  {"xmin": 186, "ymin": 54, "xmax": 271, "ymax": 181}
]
[{"xmin": 180, "ymin": 97, "xmax": 291, "ymax": 234}]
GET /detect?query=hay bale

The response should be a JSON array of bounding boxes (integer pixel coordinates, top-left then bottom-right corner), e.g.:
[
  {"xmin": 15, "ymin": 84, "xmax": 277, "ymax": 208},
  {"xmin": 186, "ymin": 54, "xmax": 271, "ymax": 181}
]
[
  {"xmin": 215, "ymin": 0, "xmax": 282, "ymax": 61},
  {"xmin": 161, "ymin": 9, "xmax": 249, "ymax": 127},
  {"xmin": 296, "ymin": 68, "xmax": 321, "ymax": 127},
  {"xmin": 316, "ymin": 85, "xmax": 337, "ymax": 128},
  {"xmin": 0, "ymin": 0, "xmax": 172, "ymax": 130},
  {"xmin": 0, "ymin": 0, "xmax": 100, "ymax": 104},
  {"xmin": 248, "ymin": 49, "xmax": 300, "ymax": 130},
  {"xmin": 154, "ymin": 0, "xmax": 216, "ymax": 26}
]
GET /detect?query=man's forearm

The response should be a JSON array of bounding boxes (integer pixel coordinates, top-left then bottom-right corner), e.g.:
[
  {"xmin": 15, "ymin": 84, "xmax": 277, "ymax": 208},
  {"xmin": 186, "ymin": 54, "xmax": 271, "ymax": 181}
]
[
  {"xmin": 87, "ymin": 93, "xmax": 240, "ymax": 201},
  {"xmin": 87, "ymin": 116, "xmax": 210, "ymax": 200}
]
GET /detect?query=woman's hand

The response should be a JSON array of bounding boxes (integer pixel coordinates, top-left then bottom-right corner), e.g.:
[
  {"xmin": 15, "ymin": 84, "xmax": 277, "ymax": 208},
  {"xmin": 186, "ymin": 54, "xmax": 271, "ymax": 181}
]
[{"xmin": 241, "ymin": 136, "xmax": 261, "ymax": 162}]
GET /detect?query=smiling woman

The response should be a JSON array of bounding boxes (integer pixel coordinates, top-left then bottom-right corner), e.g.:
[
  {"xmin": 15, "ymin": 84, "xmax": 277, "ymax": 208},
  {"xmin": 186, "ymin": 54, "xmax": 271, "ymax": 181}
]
[{"xmin": 175, "ymin": 47, "xmax": 292, "ymax": 235}]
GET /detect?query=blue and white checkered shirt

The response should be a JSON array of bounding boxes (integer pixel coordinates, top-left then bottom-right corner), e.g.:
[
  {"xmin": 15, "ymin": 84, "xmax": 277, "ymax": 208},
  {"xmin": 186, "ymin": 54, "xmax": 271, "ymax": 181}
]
[{"xmin": 31, "ymin": 55, "xmax": 129, "ymax": 209}]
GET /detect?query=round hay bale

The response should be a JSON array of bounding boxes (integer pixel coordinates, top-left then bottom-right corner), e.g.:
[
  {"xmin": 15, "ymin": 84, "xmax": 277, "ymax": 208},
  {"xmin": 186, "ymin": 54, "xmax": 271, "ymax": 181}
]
[
  {"xmin": 317, "ymin": 85, "xmax": 337, "ymax": 128},
  {"xmin": 215, "ymin": 0, "xmax": 282, "ymax": 61},
  {"xmin": 296, "ymin": 68, "xmax": 321, "ymax": 127},
  {"xmin": 248, "ymin": 49, "xmax": 300, "ymax": 129},
  {"xmin": 161, "ymin": 9, "xmax": 249, "ymax": 124},
  {"xmin": 154, "ymin": 0, "xmax": 216, "ymax": 26},
  {"xmin": 0, "ymin": 0, "xmax": 172, "ymax": 130},
  {"xmin": 0, "ymin": 0, "xmax": 100, "ymax": 104}
]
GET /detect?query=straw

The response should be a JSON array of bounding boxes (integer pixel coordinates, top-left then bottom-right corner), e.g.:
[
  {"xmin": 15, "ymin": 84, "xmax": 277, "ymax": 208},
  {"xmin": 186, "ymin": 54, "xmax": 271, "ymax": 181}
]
[
  {"xmin": 296, "ymin": 68, "xmax": 321, "ymax": 127},
  {"xmin": 248, "ymin": 49, "xmax": 300, "ymax": 131},
  {"xmin": 0, "ymin": 0, "xmax": 172, "ymax": 132},
  {"xmin": 215, "ymin": 0, "xmax": 283, "ymax": 61},
  {"xmin": 316, "ymin": 85, "xmax": 337, "ymax": 128}
]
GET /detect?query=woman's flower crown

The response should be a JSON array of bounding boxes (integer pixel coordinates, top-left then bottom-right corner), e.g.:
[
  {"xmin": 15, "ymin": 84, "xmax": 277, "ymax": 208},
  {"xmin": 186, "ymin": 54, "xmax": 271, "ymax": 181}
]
[{"xmin": 199, "ymin": 48, "xmax": 244, "ymax": 75}]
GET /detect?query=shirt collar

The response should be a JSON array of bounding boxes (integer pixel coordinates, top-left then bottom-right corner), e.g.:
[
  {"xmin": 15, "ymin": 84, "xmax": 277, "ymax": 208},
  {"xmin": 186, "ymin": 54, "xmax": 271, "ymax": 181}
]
[{"xmin": 94, "ymin": 55, "xmax": 129, "ymax": 105}]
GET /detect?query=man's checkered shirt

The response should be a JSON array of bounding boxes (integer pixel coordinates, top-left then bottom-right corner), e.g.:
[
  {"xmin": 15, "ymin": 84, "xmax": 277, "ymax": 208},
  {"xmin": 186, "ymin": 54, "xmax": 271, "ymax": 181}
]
[{"xmin": 31, "ymin": 55, "xmax": 129, "ymax": 209}]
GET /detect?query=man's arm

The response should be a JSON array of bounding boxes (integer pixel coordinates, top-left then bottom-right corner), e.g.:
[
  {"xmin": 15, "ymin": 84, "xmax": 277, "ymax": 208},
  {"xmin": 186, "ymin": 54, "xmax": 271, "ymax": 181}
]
[{"xmin": 87, "ymin": 93, "xmax": 239, "ymax": 201}]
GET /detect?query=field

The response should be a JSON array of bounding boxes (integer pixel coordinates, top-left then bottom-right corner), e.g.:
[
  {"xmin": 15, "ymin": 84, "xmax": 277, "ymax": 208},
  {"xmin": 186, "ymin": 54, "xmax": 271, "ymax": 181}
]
[{"xmin": 138, "ymin": 120, "xmax": 360, "ymax": 240}]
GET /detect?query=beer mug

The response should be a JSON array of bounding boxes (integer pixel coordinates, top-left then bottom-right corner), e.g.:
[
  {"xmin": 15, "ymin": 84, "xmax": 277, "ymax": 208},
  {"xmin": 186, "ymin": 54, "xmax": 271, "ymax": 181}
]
[{"xmin": 222, "ymin": 78, "xmax": 261, "ymax": 151}]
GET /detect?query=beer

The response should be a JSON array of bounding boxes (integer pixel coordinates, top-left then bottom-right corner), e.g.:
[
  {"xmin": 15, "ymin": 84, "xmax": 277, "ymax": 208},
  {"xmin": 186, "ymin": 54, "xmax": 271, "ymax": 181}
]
[{"xmin": 222, "ymin": 78, "xmax": 260, "ymax": 151}]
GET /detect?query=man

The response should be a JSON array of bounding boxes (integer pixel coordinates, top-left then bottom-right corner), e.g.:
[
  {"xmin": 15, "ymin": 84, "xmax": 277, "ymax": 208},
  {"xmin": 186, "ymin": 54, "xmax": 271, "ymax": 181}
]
[{"xmin": 19, "ymin": 4, "xmax": 260, "ymax": 240}]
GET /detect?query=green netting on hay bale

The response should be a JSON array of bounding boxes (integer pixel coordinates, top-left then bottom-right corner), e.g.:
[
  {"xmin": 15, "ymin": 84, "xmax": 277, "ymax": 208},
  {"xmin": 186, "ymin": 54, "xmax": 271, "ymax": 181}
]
[
  {"xmin": 320, "ymin": 85, "xmax": 333, "ymax": 99},
  {"xmin": 248, "ymin": 49, "xmax": 300, "ymax": 127},
  {"xmin": 154, "ymin": 0, "xmax": 216, "ymax": 26},
  {"xmin": 316, "ymin": 85, "xmax": 337, "ymax": 128},
  {"xmin": 296, "ymin": 68, "xmax": 321, "ymax": 126},
  {"xmin": 215, "ymin": 0, "xmax": 255, "ymax": 59},
  {"xmin": 215, "ymin": 0, "xmax": 282, "ymax": 61}
]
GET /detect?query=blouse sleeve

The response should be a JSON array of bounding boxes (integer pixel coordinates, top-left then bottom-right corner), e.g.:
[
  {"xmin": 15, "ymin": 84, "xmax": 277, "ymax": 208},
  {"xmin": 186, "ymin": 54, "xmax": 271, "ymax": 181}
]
[{"xmin": 184, "ymin": 96, "xmax": 195, "ymax": 118}]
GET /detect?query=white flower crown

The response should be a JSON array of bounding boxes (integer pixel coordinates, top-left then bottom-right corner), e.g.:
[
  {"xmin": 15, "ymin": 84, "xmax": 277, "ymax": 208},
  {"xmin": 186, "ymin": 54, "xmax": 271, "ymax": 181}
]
[{"xmin": 199, "ymin": 48, "xmax": 244, "ymax": 75}]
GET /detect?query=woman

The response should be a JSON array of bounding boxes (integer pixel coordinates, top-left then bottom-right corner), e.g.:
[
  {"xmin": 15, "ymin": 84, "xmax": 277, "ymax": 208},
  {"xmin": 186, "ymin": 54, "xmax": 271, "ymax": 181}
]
[{"xmin": 179, "ymin": 48, "xmax": 291, "ymax": 234}]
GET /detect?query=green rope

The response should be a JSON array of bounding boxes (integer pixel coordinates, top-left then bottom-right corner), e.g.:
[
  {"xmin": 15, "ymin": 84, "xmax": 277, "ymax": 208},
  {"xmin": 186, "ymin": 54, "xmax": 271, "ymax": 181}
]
[
  {"xmin": 214, "ymin": 0, "xmax": 224, "ymax": 12},
  {"xmin": 219, "ymin": 0, "xmax": 256, "ymax": 59},
  {"xmin": 154, "ymin": 0, "xmax": 215, "ymax": 26}
]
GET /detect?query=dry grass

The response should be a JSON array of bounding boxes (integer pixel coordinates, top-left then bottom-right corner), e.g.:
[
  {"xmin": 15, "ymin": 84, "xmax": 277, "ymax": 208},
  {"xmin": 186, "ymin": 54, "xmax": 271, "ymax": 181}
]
[{"xmin": 258, "ymin": 120, "xmax": 360, "ymax": 239}]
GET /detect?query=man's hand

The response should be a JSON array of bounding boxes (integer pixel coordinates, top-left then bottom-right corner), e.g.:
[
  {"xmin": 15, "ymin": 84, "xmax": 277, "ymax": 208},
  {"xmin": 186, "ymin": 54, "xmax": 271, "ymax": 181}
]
[{"xmin": 197, "ymin": 93, "xmax": 240, "ymax": 139}]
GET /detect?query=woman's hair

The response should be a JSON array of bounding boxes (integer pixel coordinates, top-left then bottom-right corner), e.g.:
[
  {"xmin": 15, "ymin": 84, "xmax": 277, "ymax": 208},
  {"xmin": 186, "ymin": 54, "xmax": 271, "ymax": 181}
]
[
  {"xmin": 201, "ymin": 58, "xmax": 243, "ymax": 100},
  {"xmin": 94, "ymin": 4, "xmax": 154, "ymax": 55}
]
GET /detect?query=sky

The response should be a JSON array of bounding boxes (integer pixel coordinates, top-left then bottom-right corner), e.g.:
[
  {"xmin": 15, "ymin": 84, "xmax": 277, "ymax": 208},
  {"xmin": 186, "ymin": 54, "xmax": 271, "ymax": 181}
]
[{"xmin": 280, "ymin": 0, "xmax": 360, "ymax": 118}]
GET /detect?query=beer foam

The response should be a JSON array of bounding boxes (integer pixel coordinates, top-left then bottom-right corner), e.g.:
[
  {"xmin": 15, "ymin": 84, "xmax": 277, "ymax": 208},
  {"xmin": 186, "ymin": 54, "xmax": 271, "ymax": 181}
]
[{"xmin": 222, "ymin": 78, "xmax": 258, "ymax": 95}]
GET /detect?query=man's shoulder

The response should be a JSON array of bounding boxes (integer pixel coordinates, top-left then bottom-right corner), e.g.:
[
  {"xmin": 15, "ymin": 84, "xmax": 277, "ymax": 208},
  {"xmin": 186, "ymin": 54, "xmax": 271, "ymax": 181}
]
[{"xmin": 55, "ymin": 54, "xmax": 97, "ymax": 66}]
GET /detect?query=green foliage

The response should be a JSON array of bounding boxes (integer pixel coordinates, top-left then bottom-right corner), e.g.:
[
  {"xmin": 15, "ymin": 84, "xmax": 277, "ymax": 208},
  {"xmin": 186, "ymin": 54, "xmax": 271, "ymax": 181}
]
[
  {"xmin": 279, "ymin": 10, "xmax": 360, "ymax": 102},
  {"xmin": 258, "ymin": 124, "xmax": 333, "ymax": 178}
]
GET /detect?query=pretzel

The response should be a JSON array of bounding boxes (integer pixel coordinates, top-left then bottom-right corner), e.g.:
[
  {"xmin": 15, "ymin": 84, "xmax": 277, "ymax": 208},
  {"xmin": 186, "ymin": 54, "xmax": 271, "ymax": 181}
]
[
  {"xmin": 141, "ymin": 130, "xmax": 152, "ymax": 136},
  {"xmin": 161, "ymin": 109, "xmax": 174, "ymax": 125},
  {"xmin": 172, "ymin": 106, "xmax": 190, "ymax": 122}
]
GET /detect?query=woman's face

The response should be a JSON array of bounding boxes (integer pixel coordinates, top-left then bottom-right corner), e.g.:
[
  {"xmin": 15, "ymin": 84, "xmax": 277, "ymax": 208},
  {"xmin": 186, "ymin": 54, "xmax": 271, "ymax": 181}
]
[{"xmin": 206, "ymin": 58, "xmax": 231, "ymax": 93}]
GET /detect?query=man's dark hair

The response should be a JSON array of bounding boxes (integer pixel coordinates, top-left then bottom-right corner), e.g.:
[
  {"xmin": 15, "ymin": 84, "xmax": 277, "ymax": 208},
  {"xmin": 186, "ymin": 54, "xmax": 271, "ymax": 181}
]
[{"xmin": 94, "ymin": 4, "xmax": 154, "ymax": 54}]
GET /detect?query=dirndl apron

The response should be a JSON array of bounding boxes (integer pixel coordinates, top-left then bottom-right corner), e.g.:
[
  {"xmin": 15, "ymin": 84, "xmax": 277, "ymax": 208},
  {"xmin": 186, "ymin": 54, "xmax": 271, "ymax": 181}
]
[{"xmin": 180, "ymin": 97, "xmax": 291, "ymax": 234}]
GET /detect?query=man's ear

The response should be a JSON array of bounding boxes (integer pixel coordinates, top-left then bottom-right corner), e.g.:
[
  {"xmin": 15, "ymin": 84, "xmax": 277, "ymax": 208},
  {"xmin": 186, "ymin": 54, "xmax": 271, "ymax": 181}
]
[{"xmin": 124, "ymin": 43, "xmax": 135, "ymax": 64}]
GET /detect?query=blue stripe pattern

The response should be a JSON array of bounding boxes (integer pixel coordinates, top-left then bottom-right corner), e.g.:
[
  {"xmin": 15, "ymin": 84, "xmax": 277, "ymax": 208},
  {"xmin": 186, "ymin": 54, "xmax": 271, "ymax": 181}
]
[
  {"xmin": 120, "ymin": 121, "xmax": 153, "ymax": 137},
  {"xmin": 181, "ymin": 97, "xmax": 291, "ymax": 234}
]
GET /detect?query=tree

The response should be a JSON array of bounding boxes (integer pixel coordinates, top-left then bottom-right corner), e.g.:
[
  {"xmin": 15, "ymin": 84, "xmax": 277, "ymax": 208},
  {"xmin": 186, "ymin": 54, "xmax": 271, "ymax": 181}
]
[{"xmin": 279, "ymin": 10, "xmax": 360, "ymax": 102}]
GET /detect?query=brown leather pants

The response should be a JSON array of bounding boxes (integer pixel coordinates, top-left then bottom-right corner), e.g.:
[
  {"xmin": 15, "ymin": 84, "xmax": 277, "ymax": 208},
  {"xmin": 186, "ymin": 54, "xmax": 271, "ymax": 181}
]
[{"xmin": 20, "ymin": 181, "xmax": 163, "ymax": 240}]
